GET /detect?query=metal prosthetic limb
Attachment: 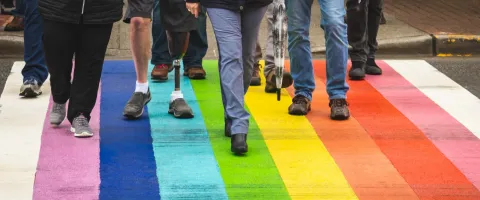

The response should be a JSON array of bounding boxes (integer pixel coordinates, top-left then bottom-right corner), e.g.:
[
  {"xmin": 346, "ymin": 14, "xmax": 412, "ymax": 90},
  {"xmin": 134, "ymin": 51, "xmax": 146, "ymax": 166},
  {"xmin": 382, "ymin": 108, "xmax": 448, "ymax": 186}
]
[
  {"xmin": 272, "ymin": 0, "xmax": 287, "ymax": 101},
  {"xmin": 166, "ymin": 31, "xmax": 194, "ymax": 118}
]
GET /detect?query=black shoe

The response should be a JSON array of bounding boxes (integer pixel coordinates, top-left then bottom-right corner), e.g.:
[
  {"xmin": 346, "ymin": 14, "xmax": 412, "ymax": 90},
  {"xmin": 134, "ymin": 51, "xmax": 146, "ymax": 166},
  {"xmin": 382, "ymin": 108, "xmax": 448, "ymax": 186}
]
[
  {"xmin": 231, "ymin": 133, "xmax": 248, "ymax": 154},
  {"xmin": 349, "ymin": 61, "xmax": 365, "ymax": 80},
  {"xmin": 329, "ymin": 99, "xmax": 350, "ymax": 120},
  {"xmin": 19, "ymin": 79, "xmax": 42, "ymax": 98},
  {"xmin": 366, "ymin": 58, "xmax": 383, "ymax": 75},
  {"xmin": 225, "ymin": 118, "xmax": 232, "ymax": 137},
  {"xmin": 288, "ymin": 95, "xmax": 311, "ymax": 115},
  {"xmin": 168, "ymin": 98, "xmax": 194, "ymax": 118},
  {"xmin": 123, "ymin": 89, "xmax": 151, "ymax": 119}
]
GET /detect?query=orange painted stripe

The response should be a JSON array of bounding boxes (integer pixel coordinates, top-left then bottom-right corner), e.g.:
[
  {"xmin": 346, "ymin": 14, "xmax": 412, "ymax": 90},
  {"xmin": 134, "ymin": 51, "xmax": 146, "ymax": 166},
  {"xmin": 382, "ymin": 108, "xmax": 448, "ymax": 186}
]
[
  {"xmin": 284, "ymin": 61, "xmax": 419, "ymax": 200},
  {"xmin": 312, "ymin": 60, "xmax": 480, "ymax": 199}
]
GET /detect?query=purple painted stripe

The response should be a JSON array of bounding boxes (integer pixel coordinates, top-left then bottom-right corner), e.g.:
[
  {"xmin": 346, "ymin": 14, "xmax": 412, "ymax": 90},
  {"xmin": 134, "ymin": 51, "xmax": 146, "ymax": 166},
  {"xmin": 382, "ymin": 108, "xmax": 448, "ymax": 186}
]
[
  {"xmin": 366, "ymin": 61, "xmax": 480, "ymax": 190},
  {"xmin": 33, "ymin": 86, "xmax": 101, "ymax": 200}
]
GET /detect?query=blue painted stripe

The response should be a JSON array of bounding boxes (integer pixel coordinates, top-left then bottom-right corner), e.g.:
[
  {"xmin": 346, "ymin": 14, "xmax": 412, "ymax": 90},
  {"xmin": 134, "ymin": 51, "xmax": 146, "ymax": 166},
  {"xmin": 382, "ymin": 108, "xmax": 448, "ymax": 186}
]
[
  {"xmin": 99, "ymin": 60, "xmax": 161, "ymax": 200},
  {"xmin": 147, "ymin": 62, "xmax": 228, "ymax": 199}
]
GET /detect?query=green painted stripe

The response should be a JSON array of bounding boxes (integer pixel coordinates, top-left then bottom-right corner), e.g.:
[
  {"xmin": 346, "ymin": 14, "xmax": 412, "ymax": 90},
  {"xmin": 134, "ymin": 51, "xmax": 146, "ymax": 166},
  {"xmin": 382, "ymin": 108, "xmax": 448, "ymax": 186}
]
[{"xmin": 191, "ymin": 60, "xmax": 290, "ymax": 200}]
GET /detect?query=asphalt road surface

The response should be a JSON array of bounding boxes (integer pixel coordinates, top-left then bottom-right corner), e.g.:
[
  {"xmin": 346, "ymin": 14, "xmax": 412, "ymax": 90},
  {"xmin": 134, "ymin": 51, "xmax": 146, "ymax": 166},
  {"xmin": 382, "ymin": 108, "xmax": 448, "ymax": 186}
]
[{"xmin": 1, "ymin": 56, "xmax": 479, "ymax": 99}]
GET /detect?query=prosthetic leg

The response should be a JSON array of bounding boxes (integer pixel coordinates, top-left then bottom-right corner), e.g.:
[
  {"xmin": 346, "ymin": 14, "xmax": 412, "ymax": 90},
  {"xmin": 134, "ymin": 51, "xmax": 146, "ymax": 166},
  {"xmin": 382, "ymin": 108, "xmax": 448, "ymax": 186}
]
[
  {"xmin": 272, "ymin": 0, "xmax": 287, "ymax": 101},
  {"xmin": 166, "ymin": 31, "xmax": 194, "ymax": 118}
]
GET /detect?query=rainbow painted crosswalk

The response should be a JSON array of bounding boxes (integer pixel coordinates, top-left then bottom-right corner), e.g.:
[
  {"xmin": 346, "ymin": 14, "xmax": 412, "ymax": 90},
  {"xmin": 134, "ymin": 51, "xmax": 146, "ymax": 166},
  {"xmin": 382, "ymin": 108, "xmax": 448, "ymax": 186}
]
[{"xmin": 1, "ymin": 60, "xmax": 480, "ymax": 200}]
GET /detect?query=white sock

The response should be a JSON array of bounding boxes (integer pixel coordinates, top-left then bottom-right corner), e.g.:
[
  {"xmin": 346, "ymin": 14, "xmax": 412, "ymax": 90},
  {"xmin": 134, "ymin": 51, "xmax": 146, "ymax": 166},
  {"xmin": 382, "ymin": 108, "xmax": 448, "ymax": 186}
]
[{"xmin": 135, "ymin": 81, "xmax": 149, "ymax": 94}]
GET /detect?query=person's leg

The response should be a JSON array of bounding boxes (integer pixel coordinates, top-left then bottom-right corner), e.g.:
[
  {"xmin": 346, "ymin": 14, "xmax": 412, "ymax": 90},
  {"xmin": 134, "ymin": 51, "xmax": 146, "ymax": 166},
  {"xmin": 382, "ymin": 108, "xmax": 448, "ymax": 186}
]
[
  {"xmin": 241, "ymin": 6, "xmax": 268, "ymax": 94},
  {"xmin": 319, "ymin": 0, "xmax": 350, "ymax": 120},
  {"xmin": 122, "ymin": 0, "xmax": 153, "ymax": 119},
  {"xmin": 346, "ymin": 0, "xmax": 368, "ymax": 80},
  {"xmin": 41, "ymin": 19, "xmax": 76, "ymax": 126},
  {"xmin": 182, "ymin": 6, "xmax": 208, "ymax": 79},
  {"xmin": 69, "ymin": 22, "xmax": 113, "ymax": 137},
  {"xmin": 286, "ymin": 0, "xmax": 315, "ymax": 115},
  {"xmin": 249, "ymin": 41, "xmax": 263, "ymax": 86},
  {"xmin": 263, "ymin": 3, "xmax": 293, "ymax": 93},
  {"xmin": 150, "ymin": 0, "xmax": 173, "ymax": 80},
  {"xmin": 207, "ymin": 8, "xmax": 250, "ymax": 154},
  {"xmin": 19, "ymin": 0, "xmax": 48, "ymax": 97},
  {"xmin": 365, "ymin": 0, "xmax": 383, "ymax": 75}
]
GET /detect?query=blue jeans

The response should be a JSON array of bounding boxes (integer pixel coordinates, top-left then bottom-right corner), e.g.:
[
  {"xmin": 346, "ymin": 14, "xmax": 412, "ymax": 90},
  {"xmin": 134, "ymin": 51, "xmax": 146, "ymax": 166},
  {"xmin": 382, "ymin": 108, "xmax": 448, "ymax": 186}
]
[
  {"xmin": 286, "ymin": 0, "xmax": 349, "ymax": 100},
  {"xmin": 15, "ymin": 0, "xmax": 48, "ymax": 85},
  {"xmin": 151, "ymin": 0, "xmax": 208, "ymax": 69},
  {"xmin": 207, "ymin": 6, "xmax": 267, "ymax": 134}
]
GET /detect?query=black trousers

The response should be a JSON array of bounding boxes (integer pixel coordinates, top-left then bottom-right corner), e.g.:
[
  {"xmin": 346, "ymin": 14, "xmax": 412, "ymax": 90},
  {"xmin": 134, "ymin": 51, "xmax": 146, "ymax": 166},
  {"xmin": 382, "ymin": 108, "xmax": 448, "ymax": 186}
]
[
  {"xmin": 346, "ymin": 0, "xmax": 383, "ymax": 62},
  {"xmin": 42, "ymin": 19, "xmax": 113, "ymax": 123}
]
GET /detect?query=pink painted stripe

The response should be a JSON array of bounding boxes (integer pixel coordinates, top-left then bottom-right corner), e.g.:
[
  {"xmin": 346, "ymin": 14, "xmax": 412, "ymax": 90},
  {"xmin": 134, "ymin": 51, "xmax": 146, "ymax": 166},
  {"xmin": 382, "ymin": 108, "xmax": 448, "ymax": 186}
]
[
  {"xmin": 366, "ymin": 61, "xmax": 480, "ymax": 190},
  {"xmin": 33, "ymin": 85, "xmax": 101, "ymax": 200}
]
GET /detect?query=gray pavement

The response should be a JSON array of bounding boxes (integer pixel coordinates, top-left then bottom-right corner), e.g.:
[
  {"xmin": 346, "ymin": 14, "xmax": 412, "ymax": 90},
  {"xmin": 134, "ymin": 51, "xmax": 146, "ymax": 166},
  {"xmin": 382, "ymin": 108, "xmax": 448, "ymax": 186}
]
[{"xmin": 0, "ymin": 1, "xmax": 431, "ymax": 59}]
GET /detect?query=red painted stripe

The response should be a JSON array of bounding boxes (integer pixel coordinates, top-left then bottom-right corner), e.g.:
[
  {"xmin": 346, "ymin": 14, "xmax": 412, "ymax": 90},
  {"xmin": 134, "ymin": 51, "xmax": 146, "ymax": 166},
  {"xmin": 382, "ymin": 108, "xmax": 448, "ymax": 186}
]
[
  {"xmin": 312, "ymin": 60, "xmax": 480, "ymax": 199},
  {"xmin": 285, "ymin": 61, "xmax": 419, "ymax": 200},
  {"xmin": 366, "ymin": 61, "xmax": 480, "ymax": 190}
]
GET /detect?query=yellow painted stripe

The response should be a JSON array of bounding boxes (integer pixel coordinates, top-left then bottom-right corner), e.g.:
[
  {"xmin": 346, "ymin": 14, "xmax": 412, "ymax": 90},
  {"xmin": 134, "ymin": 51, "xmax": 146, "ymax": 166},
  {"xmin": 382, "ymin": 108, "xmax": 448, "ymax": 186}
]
[{"xmin": 244, "ymin": 64, "xmax": 357, "ymax": 199}]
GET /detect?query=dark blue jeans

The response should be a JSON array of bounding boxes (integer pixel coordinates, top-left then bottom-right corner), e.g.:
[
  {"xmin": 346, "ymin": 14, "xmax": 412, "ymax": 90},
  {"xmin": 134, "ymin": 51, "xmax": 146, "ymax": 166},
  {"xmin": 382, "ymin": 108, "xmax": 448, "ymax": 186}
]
[
  {"xmin": 151, "ymin": 0, "xmax": 208, "ymax": 69},
  {"xmin": 13, "ymin": 0, "xmax": 48, "ymax": 85}
]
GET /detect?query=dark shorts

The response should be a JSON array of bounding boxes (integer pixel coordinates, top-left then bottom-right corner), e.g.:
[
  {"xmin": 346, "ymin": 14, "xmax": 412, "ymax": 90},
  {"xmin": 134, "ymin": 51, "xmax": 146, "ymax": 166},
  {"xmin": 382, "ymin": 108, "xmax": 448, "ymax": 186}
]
[
  {"xmin": 160, "ymin": 0, "xmax": 197, "ymax": 32},
  {"xmin": 123, "ymin": 0, "xmax": 154, "ymax": 23}
]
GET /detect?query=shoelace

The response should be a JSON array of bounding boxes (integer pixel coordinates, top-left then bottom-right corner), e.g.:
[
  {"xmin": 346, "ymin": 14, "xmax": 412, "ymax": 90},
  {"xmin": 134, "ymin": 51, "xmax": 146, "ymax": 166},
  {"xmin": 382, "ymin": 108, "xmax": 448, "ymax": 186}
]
[
  {"xmin": 292, "ymin": 96, "xmax": 307, "ymax": 104},
  {"xmin": 75, "ymin": 116, "xmax": 89, "ymax": 127},
  {"xmin": 52, "ymin": 104, "xmax": 63, "ymax": 113},
  {"xmin": 330, "ymin": 99, "xmax": 349, "ymax": 107}
]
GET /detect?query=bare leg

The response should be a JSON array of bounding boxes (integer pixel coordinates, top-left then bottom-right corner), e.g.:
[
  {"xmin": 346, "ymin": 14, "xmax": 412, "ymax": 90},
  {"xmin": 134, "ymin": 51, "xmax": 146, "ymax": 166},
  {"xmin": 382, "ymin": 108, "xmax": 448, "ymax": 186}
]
[{"xmin": 130, "ymin": 17, "xmax": 151, "ymax": 83}]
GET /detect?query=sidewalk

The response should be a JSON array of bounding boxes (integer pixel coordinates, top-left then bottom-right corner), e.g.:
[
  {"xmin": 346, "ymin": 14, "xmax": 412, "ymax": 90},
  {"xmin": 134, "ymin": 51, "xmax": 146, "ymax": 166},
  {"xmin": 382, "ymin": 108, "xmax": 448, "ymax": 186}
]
[{"xmin": 0, "ymin": 0, "xmax": 477, "ymax": 58}]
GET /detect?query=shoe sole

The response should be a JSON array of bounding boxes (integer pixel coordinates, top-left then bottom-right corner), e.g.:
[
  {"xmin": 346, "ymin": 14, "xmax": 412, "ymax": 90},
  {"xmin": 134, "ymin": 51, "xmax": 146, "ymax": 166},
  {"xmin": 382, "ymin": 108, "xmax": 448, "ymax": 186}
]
[
  {"xmin": 168, "ymin": 109, "xmax": 194, "ymax": 118},
  {"xmin": 20, "ymin": 87, "xmax": 42, "ymax": 98},
  {"xmin": 330, "ymin": 114, "xmax": 350, "ymax": 120},
  {"xmin": 231, "ymin": 146, "xmax": 248, "ymax": 154},
  {"xmin": 70, "ymin": 127, "xmax": 94, "ymax": 138},
  {"xmin": 151, "ymin": 75, "xmax": 168, "ymax": 81},
  {"xmin": 184, "ymin": 72, "xmax": 206, "ymax": 80},
  {"xmin": 123, "ymin": 97, "xmax": 152, "ymax": 119},
  {"xmin": 288, "ymin": 105, "xmax": 311, "ymax": 116}
]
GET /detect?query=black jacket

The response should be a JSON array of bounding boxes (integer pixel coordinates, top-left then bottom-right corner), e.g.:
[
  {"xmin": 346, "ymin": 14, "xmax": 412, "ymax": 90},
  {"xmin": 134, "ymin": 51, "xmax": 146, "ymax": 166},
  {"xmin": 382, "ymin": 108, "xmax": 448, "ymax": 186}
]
[
  {"xmin": 38, "ymin": 0, "xmax": 124, "ymax": 24},
  {"xmin": 185, "ymin": 0, "xmax": 272, "ymax": 11}
]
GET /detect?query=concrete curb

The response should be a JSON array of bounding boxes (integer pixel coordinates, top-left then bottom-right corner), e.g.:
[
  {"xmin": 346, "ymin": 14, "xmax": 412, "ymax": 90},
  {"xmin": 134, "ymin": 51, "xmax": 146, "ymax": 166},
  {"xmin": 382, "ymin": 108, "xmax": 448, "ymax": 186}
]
[
  {"xmin": 312, "ymin": 35, "xmax": 434, "ymax": 56},
  {"xmin": 433, "ymin": 34, "xmax": 480, "ymax": 57},
  {"xmin": 0, "ymin": 34, "xmax": 23, "ymax": 56}
]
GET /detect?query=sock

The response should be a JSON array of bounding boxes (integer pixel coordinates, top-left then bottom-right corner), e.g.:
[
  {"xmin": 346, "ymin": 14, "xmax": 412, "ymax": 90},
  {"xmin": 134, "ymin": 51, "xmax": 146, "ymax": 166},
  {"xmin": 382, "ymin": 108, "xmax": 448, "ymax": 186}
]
[{"xmin": 135, "ymin": 81, "xmax": 149, "ymax": 94}]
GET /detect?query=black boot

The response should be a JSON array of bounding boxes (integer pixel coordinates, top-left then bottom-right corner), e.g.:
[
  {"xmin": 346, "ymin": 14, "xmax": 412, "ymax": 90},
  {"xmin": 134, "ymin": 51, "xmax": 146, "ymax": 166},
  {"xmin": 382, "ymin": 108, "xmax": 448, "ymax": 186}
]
[
  {"xmin": 231, "ymin": 133, "xmax": 248, "ymax": 154},
  {"xmin": 224, "ymin": 118, "xmax": 232, "ymax": 137},
  {"xmin": 168, "ymin": 98, "xmax": 194, "ymax": 118},
  {"xmin": 366, "ymin": 58, "xmax": 382, "ymax": 75},
  {"xmin": 349, "ymin": 61, "xmax": 366, "ymax": 80}
]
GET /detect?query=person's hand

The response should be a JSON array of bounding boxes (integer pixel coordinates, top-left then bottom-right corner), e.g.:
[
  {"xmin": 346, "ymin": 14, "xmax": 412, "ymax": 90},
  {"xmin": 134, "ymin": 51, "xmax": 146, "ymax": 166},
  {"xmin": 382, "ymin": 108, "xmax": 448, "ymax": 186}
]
[{"xmin": 186, "ymin": 2, "xmax": 200, "ymax": 18}]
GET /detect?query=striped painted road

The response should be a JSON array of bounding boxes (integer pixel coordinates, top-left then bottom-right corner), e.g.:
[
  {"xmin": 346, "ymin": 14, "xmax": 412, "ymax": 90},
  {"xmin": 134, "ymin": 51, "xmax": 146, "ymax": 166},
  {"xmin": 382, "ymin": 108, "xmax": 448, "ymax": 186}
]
[{"xmin": 1, "ymin": 59, "xmax": 480, "ymax": 199}]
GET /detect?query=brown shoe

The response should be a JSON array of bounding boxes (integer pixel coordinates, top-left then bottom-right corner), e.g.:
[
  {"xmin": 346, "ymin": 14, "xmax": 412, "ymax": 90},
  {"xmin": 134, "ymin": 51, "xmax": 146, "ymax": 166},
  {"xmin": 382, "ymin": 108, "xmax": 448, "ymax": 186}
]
[
  {"xmin": 250, "ymin": 62, "xmax": 262, "ymax": 86},
  {"xmin": 329, "ymin": 99, "xmax": 350, "ymax": 120},
  {"xmin": 288, "ymin": 95, "xmax": 311, "ymax": 115},
  {"xmin": 4, "ymin": 16, "xmax": 24, "ymax": 32},
  {"xmin": 183, "ymin": 67, "xmax": 206, "ymax": 79},
  {"xmin": 264, "ymin": 70, "xmax": 293, "ymax": 93},
  {"xmin": 151, "ymin": 64, "xmax": 170, "ymax": 80}
]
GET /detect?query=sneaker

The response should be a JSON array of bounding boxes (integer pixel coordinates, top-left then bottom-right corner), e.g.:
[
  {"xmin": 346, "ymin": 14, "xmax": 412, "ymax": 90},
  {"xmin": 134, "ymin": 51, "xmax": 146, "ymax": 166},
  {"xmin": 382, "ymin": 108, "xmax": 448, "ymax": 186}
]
[
  {"xmin": 264, "ymin": 70, "xmax": 293, "ymax": 93},
  {"xmin": 366, "ymin": 58, "xmax": 382, "ymax": 75},
  {"xmin": 329, "ymin": 99, "xmax": 350, "ymax": 120},
  {"xmin": 250, "ymin": 62, "xmax": 262, "ymax": 86},
  {"xmin": 50, "ymin": 102, "xmax": 66, "ymax": 126},
  {"xmin": 168, "ymin": 98, "xmax": 194, "ymax": 118},
  {"xmin": 151, "ymin": 64, "xmax": 170, "ymax": 80},
  {"xmin": 70, "ymin": 114, "xmax": 93, "ymax": 137},
  {"xmin": 123, "ymin": 89, "xmax": 152, "ymax": 119},
  {"xmin": 19, "ymin": 78, "xmax": 42, "ymax": 97},
  {"xmin": 348, "ymin": 61, "xmax": 365, "ymax": 80},
  {"xmin": 288, "ymin": 95, "xmax": 311, "ymax": 115}
]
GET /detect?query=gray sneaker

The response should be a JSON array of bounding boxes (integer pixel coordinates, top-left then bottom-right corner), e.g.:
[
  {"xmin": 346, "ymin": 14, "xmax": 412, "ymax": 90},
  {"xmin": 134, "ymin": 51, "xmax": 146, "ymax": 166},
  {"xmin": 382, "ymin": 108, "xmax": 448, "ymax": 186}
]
[
  {"xmin": 50, "ymin": 103, "xmax": 66, "ymax": 126},
  {"xmin": 19, "ymin": 79, "xmax": 42, "ymax": 97},
  {"xmin": 70, "ymin": 114, "xmax": 93, "ymax": 138}
]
